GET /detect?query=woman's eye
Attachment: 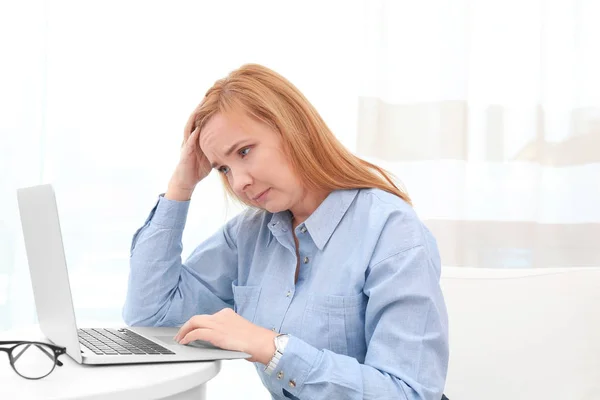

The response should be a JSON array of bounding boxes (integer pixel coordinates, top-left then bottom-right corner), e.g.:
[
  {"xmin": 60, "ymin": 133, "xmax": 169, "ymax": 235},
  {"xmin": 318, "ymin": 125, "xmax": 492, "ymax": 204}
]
[
  {"xmin": 239, "ymin": 147, "xmax": 251, "ymax": 157},
  {"xmin": 219, "ymin": 166, "xmax": 230, "ymax": 174}
]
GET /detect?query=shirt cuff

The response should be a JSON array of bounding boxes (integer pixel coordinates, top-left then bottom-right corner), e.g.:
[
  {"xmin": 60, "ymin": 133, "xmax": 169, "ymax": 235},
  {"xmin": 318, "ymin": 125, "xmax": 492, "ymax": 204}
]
[
  {"xmin": 148, "ymin": 193, "xmax": 190, "ymax": 229},
  {"xmin": 266, "ymin": 335, "xmax": 322, "ymax": 397}
]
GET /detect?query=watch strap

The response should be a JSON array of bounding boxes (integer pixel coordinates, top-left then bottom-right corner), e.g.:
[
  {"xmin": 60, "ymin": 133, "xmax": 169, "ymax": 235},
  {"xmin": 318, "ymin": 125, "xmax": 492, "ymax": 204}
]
[{"xmin": 264, "ymin": 334, "xmax": 288, "ymax": 375}]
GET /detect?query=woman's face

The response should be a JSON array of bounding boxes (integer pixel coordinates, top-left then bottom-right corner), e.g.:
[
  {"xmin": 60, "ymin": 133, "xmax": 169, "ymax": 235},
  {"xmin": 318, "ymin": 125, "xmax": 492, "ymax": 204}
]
[{"xmin": 199, "ymin": 111, "xmax": 305, "ymax": 213}]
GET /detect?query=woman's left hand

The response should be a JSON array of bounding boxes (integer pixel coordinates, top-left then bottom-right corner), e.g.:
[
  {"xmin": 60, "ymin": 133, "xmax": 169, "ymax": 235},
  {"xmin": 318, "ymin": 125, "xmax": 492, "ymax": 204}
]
[{"xmin": 174, "ymin": 308, "xmax": 277, "ymax": 364}]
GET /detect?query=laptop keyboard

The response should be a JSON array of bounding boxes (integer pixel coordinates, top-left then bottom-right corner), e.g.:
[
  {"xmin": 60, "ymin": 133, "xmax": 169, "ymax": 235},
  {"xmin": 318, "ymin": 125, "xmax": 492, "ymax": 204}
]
[{"xmin": 78, "ymin": 328, "xmax": 175, "ymax": 356}]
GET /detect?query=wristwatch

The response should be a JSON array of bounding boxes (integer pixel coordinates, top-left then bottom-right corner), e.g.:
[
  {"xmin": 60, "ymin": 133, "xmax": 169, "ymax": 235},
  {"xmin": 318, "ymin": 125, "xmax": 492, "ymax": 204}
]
[{"xmin": 264, "ymin": 333, "xmax": 289, "ymax": 375}]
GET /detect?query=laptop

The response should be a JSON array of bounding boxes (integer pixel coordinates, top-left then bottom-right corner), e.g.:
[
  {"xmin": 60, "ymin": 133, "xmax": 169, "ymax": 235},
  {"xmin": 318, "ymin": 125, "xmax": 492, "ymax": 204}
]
[{"xmin": 16, "ymin": 183, "xmax": 250, "ymax": 365}]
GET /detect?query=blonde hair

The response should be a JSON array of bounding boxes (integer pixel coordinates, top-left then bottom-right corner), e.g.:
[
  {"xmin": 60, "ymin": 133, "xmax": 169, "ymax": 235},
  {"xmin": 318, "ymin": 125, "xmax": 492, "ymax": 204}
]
[{"xmin": 183, "ymin": 63, "xmax": 412, "ymax": 207}]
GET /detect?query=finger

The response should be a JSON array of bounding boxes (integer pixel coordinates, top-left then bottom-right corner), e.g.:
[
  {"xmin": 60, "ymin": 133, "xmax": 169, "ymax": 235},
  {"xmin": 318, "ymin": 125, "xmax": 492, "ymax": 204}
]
[
  {"xmin": 179, "ymin": 328, "xmax": 215, "ymax": 345},
  {"xmin": 181, "ymin": 127, "xmax": 200, "ymax": 158},
  {"xmin": 174, "ymin": 314, "xmax": 215, "ymax": 341},
  {"xmin": 174, "ymin": 317, "xmax": 199, "ymax": 341},
  {"xmin": 190, "ymin": 125, "xmax": 201, "ymax": 144},
  {"xmin": 185, "ymin": 126, "xmax": 200, "ymax": 150}
]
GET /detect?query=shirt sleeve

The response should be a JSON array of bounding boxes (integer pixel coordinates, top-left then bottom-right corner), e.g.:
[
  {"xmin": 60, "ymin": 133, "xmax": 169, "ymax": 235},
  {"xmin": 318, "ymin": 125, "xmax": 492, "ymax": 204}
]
[
  {"xmin": 122, "ymin": 194, "xmax": 241, "ymax": 327},
  {"xmin": 264, "ymin": 244, "xmax": 449, "ymax": 400}
]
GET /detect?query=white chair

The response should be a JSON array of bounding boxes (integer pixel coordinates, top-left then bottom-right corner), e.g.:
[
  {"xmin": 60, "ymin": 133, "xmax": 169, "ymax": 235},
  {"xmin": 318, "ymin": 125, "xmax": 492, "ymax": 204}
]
[{"xmin": 441, "ymin": 267, "xmax": 600, "ymax": 400}]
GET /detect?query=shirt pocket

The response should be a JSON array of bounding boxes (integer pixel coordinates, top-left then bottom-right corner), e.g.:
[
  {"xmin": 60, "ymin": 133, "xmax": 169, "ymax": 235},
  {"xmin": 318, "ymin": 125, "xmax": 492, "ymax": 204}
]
[
  {"xmin": 232, "ymin": 281, "xmax": 262, "ymax": 323},
  {"xmin": 301, "ymin": 292, "xmax": 366, "ymax": 356}
]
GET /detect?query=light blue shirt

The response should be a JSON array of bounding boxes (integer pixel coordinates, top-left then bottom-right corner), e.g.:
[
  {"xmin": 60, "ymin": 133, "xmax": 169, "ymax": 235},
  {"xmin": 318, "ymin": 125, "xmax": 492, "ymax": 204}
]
[{"xmin": 123, "ymin": 188, "xmax": 449, "ymax": 400}]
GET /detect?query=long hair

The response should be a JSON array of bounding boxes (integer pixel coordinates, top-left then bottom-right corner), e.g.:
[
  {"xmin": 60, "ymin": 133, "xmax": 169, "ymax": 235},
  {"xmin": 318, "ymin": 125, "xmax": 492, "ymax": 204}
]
[{"xmin": 183, "ymin": 63, "xmax": 412, "ymax": 207}]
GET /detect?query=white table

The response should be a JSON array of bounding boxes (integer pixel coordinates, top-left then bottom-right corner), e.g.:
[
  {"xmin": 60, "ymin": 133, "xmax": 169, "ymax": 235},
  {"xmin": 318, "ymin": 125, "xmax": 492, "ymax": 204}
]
[{"xmin": 0, "ymin": 327, "xmax": 220, "ymax": 400}]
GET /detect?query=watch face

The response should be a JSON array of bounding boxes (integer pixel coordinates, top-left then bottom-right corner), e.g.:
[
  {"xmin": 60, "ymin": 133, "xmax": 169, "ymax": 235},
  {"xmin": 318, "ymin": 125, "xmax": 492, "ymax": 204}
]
[{"xmin": 276, "ymin": 334, "xmax": 289, "ymax": 351}]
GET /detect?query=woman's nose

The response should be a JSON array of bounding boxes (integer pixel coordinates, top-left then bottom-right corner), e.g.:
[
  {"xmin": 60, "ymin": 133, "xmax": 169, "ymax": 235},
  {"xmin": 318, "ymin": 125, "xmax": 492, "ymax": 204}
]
[{"xmin": 231, "ymin": 169, "xmax": 252, "ymax": 194}]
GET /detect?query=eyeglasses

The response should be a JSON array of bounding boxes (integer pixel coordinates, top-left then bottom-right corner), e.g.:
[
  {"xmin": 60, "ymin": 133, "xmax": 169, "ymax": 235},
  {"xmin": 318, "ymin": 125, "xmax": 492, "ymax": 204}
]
[{"xmin": 0, "ymin": 341, "xmax": 66, "ymax": 379}]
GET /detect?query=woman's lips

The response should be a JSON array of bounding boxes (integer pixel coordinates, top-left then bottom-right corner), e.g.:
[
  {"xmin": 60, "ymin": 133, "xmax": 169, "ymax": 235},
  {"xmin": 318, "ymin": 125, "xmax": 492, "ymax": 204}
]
[{"xmin": 253, "ymin": 188, "xmax": 270, "ymax": 202}]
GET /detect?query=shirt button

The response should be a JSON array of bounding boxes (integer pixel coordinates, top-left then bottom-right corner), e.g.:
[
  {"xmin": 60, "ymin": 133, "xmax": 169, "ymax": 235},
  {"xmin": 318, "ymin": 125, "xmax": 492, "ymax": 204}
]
[
  {"xmin": 300, "ymin": 226, "xmax": 307, "ymax": 233},
  {"xmin": 288, "ymin": 379, "xmax": 296, "ymax": 388},
  {"xmin": 303, "ymin": 256, "xmax": 309, "ymax": 264},
  {"xmin": 277, "ymin": 371, "xmax": 284, "ymax": 380},
  {"xmin": 286, "ymin": 290, "xmax": 292, "ymax": 297}
]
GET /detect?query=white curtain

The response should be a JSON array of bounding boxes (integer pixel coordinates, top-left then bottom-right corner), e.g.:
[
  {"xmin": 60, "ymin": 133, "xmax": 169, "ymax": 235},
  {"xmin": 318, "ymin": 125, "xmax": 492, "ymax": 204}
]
[
  {"xmin": 1, "ymin": 0, "xmax": 598, "ymax": 397},
  {"xmin": 359, "ymin": 0, "xmax": 600, "ymax": 269}
]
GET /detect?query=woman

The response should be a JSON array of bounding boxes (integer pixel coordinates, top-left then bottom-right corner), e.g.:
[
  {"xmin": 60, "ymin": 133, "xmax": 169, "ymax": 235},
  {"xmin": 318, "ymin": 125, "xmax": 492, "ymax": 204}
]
[{"xmin": 123, "ymin": 64, "xmax": 449, "ymax": 400}]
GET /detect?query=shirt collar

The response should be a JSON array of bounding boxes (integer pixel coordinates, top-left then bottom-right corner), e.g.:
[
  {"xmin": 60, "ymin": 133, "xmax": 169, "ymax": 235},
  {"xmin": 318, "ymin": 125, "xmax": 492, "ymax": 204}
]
[
  {"xmin": 267, "ymin": 189, "xmax": 359, "ymax": 250},
  {"xmin": 304, "ymin": 189, "xmax": 358, "ymax": 250}
]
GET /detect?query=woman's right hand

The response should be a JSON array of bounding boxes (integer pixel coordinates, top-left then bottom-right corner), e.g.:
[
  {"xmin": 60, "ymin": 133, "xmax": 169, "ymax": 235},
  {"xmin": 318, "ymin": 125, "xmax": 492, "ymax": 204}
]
[{"xmin": 166, "ymin": 126, "xmax": 212, "ymax": 201}]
